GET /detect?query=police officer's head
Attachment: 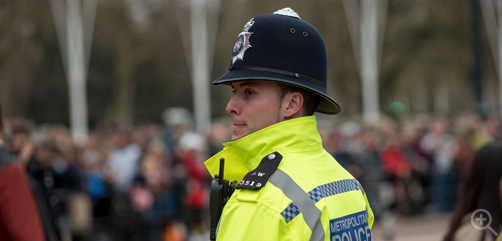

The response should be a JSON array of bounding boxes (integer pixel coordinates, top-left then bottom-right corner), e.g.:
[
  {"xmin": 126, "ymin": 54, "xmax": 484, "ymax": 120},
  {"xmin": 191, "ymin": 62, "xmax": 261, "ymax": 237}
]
[
  {"xmin": 214, "ymin": 7, "xmax": 340, "ymax": 116},
  {"xmin": 215, "ymin": 8, "xmax": 340, "ymax": 140}
]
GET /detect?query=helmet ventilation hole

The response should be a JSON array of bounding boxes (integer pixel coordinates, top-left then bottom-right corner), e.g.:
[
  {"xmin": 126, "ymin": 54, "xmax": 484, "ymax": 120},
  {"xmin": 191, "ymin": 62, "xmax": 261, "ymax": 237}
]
[
  {"xmin": 303, "ymin": 31, "xmax": 308, "ymax": 36},
  {"xmin": 290, "ymin": 28, "xmax": 296, "ymax": 33}
]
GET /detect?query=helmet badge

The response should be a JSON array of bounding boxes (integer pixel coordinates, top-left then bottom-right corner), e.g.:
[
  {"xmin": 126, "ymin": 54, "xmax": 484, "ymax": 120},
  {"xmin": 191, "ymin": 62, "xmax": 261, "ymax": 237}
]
[
  {"xmin": 232, "ymin": 18, "xmax": 254, "ymax": 65},
  {"xmin": 273, "ymin": 7, "xmax": 301, "ymax": 19}
]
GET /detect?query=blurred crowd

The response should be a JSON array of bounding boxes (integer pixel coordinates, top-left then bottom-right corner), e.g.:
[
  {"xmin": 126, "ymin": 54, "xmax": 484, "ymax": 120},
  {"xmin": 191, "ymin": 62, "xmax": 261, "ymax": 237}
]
[{"xmin": 2, "ymin": 109, "xmax": 502, "ymax": 241}]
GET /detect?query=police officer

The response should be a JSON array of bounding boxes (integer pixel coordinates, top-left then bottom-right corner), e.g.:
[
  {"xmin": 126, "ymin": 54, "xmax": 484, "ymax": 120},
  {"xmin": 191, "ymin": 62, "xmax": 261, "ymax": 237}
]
[{"xmin": 205, "ymin": 8, "xmax": 374, "ymax": 240}]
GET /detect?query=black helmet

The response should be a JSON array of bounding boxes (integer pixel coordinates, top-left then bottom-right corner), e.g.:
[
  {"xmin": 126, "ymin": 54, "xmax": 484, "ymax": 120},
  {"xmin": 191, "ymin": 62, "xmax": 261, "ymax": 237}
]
[{"xmin": 214, "ymin": 7, "xmax": 341, "ymax": 115}]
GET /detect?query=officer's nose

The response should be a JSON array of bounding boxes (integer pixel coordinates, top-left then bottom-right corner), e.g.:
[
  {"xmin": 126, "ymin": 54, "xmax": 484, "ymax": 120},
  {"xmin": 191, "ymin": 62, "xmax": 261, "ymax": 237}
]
[{"xmin": 226, "ymin": 95, "xmax": 240, "ymax": 115}]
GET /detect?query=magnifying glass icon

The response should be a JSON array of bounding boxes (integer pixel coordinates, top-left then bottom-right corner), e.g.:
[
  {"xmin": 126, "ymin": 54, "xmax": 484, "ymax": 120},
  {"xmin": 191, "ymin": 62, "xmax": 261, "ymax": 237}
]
[{"xmin": 471, "ymin": 209, "xmax": 498, "ymax": 236}]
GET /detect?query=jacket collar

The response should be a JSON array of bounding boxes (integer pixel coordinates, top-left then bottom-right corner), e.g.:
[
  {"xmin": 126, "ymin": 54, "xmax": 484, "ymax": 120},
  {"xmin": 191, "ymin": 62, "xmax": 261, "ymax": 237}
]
[{"xmin": 204, "ymin": 115, "xmax": 322, "ymax": 182}]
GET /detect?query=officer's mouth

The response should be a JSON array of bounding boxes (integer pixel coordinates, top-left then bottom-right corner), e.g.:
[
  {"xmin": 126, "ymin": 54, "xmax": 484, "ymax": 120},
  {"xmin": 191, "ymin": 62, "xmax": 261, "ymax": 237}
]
[
  {"xmin": 232, "ymin": 122, "xmax": 247, "ymax": 133},
  {"xmin": 232, "ymin": 123, "xmax": 246, "ymax": 129},
  {"xmin": 231, "ymin": 123, "xmax": 247, "ymax": 140}
]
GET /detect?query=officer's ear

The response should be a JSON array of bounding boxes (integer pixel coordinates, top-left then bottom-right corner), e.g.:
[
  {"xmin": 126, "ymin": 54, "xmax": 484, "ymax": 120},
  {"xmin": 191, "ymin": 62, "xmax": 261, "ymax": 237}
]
[{"xmin": 282, "ymin": 92, "xmax": 304, "ymax": 119}]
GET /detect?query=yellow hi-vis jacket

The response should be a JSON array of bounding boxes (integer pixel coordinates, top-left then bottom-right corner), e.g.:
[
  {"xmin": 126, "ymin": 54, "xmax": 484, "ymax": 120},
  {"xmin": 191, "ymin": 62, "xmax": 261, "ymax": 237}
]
[{"xmin": 205, "ymin": 116, "xmax": 374, "ymax": 241}]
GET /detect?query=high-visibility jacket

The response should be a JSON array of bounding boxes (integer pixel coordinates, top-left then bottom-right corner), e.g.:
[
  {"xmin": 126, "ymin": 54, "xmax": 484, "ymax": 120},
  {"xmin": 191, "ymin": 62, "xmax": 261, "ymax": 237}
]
[{"xmin": 205, "ymin": 116, "xmax": 374, "ymax": 241}]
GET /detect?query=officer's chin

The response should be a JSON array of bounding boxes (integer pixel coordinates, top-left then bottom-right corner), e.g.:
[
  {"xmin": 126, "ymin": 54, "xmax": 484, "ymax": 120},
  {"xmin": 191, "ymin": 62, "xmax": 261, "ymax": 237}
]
[
  {"xmin": 231, "ymin": 131, "xmax": 253, "ymax": 141},
  {"xmin": 231, "ymin": 134, "xmax": 243, "ymax": 141},
  {"xmin": 231, "ymin": 126, "xmax": 249, "ymax": 141}
]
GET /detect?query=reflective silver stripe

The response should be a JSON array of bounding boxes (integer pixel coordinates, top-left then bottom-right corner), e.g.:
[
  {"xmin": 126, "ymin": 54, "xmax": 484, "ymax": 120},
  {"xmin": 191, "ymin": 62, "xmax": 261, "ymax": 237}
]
[{"xmin": 269, "ymin": 169, "xmax": 325, "ymax": 241}]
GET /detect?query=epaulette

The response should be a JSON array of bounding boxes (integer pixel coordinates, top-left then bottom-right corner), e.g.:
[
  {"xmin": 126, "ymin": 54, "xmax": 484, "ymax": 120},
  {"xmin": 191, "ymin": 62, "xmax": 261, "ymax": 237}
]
[{"xmin": 236, "ymin": 152, "xmax": 283, "ymax": 190}]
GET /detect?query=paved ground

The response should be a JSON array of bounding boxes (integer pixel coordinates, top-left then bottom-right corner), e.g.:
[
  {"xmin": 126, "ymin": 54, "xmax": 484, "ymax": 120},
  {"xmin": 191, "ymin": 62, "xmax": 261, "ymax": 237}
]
[{"xmin": 371, "ymin": 213, "xmax": 451, "ymax": 241}]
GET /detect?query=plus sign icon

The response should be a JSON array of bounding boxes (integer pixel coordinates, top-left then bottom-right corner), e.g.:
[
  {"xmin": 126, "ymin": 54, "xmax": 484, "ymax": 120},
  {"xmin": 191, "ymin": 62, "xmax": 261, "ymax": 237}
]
[{"xmin": 471, "ymin": 209, "xmax": 498, "ymax": 236}]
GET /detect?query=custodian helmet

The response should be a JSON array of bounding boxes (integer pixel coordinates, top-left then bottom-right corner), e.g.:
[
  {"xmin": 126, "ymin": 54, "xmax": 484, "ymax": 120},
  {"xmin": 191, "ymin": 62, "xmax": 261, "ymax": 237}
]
[{"xmin": 213, "ymin": 7, "xmax": 341, "ymax": 115}]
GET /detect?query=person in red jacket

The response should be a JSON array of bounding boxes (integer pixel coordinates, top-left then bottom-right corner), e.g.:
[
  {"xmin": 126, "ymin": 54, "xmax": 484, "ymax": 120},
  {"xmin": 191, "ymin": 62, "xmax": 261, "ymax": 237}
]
[{"xmin": 0, "ymin": 105, "xmax": 45, "ymax": 241}]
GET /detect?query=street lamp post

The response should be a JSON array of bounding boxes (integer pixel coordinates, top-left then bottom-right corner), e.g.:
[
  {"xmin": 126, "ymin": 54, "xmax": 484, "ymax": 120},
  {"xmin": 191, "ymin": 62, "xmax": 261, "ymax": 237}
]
[
  {"xmin": 49, "ymin": 0, "xmax": 97, "ymax": 146},
  {"xmin": 343, "ymin": 0, "xmax": 388, "ymax": 125}
]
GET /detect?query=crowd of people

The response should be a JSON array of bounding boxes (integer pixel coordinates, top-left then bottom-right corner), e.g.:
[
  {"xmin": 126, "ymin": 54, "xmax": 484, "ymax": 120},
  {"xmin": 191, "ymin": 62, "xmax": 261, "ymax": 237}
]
[{"xmin": 2, "ymin": 108, "xmax": 501, "ymax": 241}]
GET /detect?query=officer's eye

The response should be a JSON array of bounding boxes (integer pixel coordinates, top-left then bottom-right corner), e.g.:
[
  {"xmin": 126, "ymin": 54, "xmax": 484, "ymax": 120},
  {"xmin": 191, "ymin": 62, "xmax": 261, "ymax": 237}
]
[{"xmin": 245, "ymin": 89, "xmax": 255, "ymax": 96}]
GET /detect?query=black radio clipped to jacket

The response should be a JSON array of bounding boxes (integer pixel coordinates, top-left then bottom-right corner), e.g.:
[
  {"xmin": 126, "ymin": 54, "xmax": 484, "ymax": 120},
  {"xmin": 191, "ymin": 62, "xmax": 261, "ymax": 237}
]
[{"xmin": 209, "ymin": 158, "xmax": 236, "ymax": 241}]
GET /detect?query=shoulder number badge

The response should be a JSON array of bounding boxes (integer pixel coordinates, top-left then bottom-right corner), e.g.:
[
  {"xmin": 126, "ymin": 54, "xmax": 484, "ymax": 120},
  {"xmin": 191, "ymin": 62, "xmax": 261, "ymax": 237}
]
[
  {"xmin": 237, "ymin": 152, "xmax": 282, "ymax": 190},
  {"xmin": 232, "ymin": 18, "xmax": 254, "ymax": 65}
]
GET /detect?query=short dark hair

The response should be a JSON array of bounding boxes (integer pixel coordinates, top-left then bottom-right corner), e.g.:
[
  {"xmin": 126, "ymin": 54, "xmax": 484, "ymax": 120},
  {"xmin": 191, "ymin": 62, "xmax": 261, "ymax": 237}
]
[{"xmin": 276, "ymin": 83, "xmax": 320, "ymax": 116}]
